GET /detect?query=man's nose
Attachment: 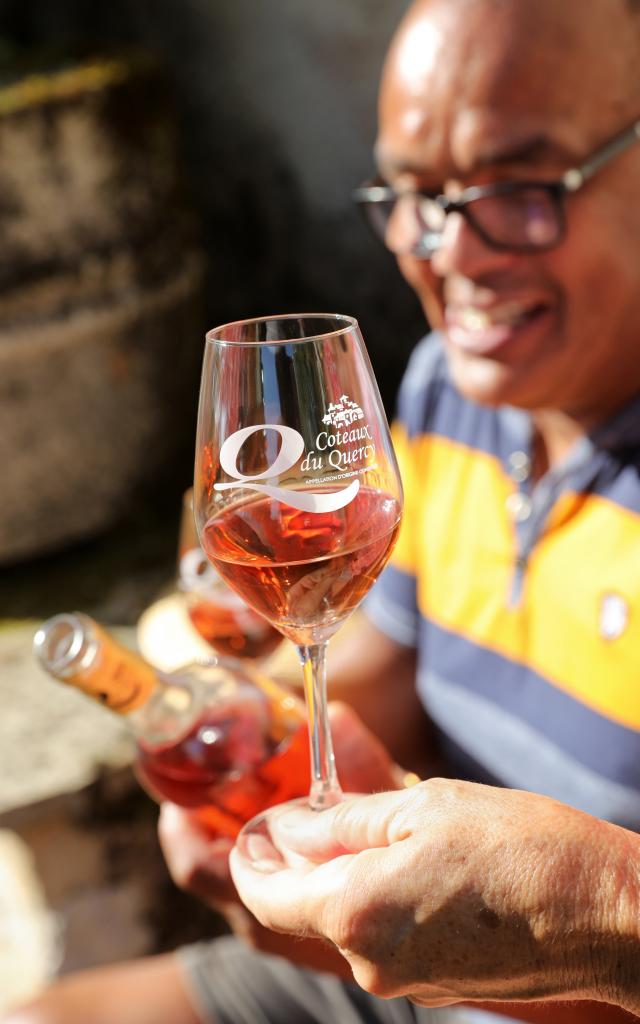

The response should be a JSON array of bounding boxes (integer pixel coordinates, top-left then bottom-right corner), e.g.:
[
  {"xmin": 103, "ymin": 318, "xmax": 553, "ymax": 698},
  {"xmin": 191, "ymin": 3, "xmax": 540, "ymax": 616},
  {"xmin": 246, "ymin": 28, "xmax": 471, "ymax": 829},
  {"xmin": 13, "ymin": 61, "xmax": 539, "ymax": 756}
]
[
  {"xmin": 386, "ymin": 194, "xmax": 425, "ymax": 255},
  {"xmin": 430, "ymin": 210, "xmax": 514, "ymax": 280}
]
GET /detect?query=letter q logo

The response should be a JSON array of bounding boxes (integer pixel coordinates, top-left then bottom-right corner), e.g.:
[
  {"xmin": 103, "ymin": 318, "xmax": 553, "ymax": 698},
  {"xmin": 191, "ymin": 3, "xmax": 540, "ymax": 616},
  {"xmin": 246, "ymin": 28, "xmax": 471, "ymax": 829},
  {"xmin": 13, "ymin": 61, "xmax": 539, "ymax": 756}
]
[{"xmin": 214, "ymin": 423, "xmax": 359, "ymax": 513}]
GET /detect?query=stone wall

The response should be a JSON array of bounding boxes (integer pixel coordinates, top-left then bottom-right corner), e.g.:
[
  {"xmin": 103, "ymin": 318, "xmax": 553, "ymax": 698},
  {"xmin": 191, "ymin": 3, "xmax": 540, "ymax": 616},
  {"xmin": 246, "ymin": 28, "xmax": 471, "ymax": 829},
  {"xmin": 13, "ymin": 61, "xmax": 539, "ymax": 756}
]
[
  {"xmin": 0, "ymin": 0, "xmax": 424, "ymax": 413},
  {"xmin": 0, "ymin": 621, "xmax": 219, "ymax": 1014},
  {"xmin": 0, "ymin": 5, "xmax": 428, "ymax": 1006}
]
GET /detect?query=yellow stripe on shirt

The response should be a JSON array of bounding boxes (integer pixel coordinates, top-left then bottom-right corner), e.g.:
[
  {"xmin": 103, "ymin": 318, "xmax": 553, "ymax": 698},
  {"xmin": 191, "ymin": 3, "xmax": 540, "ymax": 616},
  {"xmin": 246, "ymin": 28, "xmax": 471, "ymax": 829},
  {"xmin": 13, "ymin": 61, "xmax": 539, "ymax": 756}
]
[{"xmin": 394, "ymin": 430, "xmax": 640, "ymax": 730}]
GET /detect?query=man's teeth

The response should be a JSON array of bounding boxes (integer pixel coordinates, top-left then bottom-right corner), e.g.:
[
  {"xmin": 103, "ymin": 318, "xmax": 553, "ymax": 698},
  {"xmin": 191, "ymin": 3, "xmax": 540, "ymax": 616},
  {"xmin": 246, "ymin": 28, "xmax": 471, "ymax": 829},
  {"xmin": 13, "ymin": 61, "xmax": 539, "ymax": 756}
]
[{"xmin": 455, "ymin": 304, "xmax": 536, "ymax": 330}]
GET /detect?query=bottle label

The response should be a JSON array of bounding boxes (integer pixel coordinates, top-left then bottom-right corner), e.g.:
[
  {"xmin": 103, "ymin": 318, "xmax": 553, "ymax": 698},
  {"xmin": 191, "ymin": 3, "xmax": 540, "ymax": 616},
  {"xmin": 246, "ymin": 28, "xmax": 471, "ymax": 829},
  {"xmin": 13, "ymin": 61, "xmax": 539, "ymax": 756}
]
[{"xmin": 73, "ymin": 627, "xmax": 157, "ymax": 714}]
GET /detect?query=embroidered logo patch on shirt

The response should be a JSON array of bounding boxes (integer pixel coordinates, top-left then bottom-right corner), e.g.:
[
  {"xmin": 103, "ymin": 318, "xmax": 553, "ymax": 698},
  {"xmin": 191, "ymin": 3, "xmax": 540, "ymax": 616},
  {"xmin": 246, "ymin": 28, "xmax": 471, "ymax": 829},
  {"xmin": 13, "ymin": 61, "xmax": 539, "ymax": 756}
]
[{"xmin": 599, "ymin": 592, "xmax": 629, "ymax": 641}]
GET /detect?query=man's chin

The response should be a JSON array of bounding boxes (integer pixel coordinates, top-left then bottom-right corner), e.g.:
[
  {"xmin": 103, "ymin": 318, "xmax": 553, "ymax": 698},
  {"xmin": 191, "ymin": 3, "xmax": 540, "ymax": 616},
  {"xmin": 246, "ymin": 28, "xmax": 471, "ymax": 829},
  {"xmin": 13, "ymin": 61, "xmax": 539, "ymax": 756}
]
[{"xmin": 446, "ymin": 346, "xmax": 533, "ymax": 410}]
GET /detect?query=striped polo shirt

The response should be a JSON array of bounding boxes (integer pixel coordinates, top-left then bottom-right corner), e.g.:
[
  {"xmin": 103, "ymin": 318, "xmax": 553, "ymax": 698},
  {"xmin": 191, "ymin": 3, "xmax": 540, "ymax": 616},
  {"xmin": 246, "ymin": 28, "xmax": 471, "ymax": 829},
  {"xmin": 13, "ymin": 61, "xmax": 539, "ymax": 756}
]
[{"xmin": 366, "ymin": 333, "xmax": 640, "ymax": 829}]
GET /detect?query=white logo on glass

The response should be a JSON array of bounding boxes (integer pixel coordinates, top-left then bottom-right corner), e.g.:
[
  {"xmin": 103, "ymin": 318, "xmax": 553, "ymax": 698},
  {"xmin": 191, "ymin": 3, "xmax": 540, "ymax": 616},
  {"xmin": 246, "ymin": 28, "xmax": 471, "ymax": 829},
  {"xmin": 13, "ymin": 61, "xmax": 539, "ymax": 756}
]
[
  {"xmin": 214, "ymin": 423, "xmax": 359, "ymax": 513},
  {"xmin": 322, "ymin": 395, "xmax": 364, "ymax": 429}
]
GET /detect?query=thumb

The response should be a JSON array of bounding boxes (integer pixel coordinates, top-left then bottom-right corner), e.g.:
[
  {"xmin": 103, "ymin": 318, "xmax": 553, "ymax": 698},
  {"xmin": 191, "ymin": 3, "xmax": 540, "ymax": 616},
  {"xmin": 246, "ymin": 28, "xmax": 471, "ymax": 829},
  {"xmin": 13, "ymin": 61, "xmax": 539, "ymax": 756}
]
[{"xmin": 270, "ymin": 788, "xmax": 413, "ymax": 863}]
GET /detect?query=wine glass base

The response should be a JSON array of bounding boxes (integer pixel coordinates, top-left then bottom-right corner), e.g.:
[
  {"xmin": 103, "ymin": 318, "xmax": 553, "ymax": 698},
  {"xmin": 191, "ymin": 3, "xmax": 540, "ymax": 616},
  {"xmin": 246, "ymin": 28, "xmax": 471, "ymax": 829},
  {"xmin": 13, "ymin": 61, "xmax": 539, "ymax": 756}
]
[{"xmin": 235, "ymin": 796, "xmax": 314, "ymax": 872}]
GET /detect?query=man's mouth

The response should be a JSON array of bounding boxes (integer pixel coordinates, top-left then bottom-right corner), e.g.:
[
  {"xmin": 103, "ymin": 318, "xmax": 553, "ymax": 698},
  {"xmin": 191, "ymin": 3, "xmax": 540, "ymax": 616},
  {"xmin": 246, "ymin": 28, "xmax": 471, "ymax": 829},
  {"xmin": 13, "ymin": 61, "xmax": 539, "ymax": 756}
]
[{"xmin": 444, "ymin": 299, "xmax": 551, "ymax": 356}]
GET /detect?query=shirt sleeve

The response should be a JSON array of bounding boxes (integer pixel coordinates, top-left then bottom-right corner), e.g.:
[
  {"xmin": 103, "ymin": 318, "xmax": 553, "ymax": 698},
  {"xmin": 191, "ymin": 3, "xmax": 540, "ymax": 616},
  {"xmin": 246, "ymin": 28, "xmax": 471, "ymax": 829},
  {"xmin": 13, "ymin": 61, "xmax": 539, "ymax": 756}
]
[{"xmin": 364, "ymin": 421, "xmax": 419, "ymax": 646}]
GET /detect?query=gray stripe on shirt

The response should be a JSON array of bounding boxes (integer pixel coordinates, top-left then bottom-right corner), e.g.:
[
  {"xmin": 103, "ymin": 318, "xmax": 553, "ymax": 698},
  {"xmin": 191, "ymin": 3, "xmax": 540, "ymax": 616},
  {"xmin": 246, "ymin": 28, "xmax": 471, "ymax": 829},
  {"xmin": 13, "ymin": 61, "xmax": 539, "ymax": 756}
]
[{"xmin": 421, "ymin": 670, "xmax": 640, "ymax": 825}]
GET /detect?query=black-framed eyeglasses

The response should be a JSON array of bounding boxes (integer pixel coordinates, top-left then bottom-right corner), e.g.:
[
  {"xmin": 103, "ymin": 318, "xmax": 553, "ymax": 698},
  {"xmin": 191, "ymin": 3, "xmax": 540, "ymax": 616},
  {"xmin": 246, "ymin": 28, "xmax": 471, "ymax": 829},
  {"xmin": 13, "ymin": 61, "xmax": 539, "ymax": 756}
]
[{"xmin": 353, "ymin": 118, "xmax": 640, "ymax": 259}]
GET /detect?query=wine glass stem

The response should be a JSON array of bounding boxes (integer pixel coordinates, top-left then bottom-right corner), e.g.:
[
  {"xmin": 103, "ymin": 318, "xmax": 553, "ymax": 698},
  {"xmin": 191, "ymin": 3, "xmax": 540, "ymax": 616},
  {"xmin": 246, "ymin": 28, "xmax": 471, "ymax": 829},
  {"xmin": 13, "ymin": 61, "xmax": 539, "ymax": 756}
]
[{"xmin": 297, "ymin": 642, "xmax": 343, "ymax": 810}]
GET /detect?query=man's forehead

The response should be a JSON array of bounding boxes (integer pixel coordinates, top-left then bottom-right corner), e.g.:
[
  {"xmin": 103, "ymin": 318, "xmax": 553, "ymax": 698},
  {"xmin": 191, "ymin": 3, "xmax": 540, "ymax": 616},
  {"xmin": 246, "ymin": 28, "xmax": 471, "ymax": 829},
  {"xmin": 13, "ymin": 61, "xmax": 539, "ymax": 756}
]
[
  {"xmin": 378, "ymin": 0, "xmax": 640, "ymax": 179},
  {"xmin": 375, "ymin": 108, "xmax": 583, "ymax": 181}
]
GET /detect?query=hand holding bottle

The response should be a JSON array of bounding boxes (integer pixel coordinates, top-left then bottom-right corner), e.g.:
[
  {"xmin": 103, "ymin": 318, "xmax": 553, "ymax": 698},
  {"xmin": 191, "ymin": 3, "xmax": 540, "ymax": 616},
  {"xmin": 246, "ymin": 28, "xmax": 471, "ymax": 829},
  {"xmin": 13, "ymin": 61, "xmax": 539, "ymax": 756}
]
[{"xmin": 157, "ymin": 700, "xmax": 409, "ymax": 973}]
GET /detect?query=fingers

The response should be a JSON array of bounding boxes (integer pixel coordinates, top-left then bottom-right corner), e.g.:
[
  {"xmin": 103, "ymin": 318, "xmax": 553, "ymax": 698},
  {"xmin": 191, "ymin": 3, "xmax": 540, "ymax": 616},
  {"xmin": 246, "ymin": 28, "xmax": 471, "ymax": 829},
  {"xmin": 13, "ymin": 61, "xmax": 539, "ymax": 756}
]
[
  {"xmin": 228, "ymin": 785, "xmax": 438, "ymax": 984},
  {"xmin": 158, "ymin": 803, "xmax": 236, "ymax": 904},
  {"xmin": 229, "ymin": 841, "xmax": 348, "ymax": 935},
  {"xmin": 283, "ymin": 788, "xmax": 415, "ymax": 859},
  {"xmin": 268, "ymin": 787, "xmax": 415, "ymax": 863}
]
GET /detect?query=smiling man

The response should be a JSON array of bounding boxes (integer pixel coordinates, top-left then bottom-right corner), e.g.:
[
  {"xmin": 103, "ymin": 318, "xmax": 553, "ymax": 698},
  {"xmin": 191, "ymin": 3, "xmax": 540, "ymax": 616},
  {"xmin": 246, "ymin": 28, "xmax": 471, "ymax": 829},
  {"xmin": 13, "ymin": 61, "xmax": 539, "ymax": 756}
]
[
  {"xmin": 372, "ymin": 0, "xmax": 640, "ymax": 437},
  {"xmin": 229, "ymin": 0, "xmax": 640, "ymax": 1020}
]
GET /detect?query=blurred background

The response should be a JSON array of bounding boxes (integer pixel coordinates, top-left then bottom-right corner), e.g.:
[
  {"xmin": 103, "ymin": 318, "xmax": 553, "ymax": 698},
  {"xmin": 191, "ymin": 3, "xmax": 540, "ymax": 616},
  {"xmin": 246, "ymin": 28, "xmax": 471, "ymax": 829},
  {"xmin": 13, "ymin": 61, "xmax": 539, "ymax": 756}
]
[{"xmin": 0, "ymin": 0, "xmax": 425, "ymax": 1012}]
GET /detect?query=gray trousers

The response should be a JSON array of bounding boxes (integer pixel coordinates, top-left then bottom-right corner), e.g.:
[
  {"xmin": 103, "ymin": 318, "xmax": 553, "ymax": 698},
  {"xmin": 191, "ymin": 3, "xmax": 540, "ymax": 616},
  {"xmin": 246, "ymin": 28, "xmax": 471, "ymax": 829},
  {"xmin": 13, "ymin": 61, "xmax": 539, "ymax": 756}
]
[{"xmin": 178, "ymin": 937, "xmax": 517, "ymax": 1024}]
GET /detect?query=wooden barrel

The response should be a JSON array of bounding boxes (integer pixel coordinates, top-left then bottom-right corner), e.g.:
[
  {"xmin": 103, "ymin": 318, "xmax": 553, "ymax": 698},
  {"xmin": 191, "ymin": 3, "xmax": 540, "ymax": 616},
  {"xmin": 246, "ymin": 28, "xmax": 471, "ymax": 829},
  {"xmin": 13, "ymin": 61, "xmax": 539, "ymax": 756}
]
[{"xmin": 0, "ymin": 53, "xmax": 206, "ymax": 564}]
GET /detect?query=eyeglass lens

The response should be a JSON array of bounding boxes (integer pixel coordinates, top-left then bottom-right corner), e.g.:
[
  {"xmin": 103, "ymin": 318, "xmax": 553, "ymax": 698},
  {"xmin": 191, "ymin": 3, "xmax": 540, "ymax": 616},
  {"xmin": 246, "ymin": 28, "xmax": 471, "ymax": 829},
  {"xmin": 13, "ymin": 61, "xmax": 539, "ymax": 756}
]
[{"xmin": 366, "ymin": 186, "xmax": 563, "ymax": 256}]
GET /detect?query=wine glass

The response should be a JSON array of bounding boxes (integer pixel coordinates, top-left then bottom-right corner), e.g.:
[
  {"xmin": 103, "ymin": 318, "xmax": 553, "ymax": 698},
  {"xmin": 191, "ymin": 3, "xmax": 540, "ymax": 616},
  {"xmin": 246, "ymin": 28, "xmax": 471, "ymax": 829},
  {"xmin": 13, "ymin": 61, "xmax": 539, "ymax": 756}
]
[
  {"xmin": 177, "ymin": 488, "xmax": 283, "ymax": 661},
  {"xmin": 193, "ymin": 313, "xmax": 403, "ymax": 863}
]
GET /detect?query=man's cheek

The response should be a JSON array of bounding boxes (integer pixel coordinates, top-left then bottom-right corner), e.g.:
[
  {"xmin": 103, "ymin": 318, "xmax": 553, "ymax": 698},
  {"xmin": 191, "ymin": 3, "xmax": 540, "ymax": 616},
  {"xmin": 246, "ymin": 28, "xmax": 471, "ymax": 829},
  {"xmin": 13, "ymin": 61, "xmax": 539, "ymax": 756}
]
[{"xmin": 396, "ymin": 256, "xmax": 444, "ymax": 326}]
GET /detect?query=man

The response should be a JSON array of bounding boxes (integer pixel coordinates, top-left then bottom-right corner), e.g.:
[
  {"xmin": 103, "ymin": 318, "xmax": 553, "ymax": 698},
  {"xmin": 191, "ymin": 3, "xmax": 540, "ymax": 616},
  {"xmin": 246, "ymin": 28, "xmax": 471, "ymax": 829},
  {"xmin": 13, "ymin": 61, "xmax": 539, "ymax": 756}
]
[
  {"xmin": 6, "ymin": 0, "xmax": 640, "ymax": 1022},
  {"xmin": 227, "ymin": 0, "xmax": 640, "ymax": 1018}
]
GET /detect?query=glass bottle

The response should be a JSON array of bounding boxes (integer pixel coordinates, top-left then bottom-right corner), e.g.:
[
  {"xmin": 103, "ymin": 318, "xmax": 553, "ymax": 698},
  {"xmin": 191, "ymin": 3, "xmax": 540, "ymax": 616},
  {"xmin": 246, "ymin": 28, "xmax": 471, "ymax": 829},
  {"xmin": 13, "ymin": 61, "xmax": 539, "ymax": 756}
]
[{"xmin": 33, "ymin": 612, "xmax": 309, "ymax": 837}]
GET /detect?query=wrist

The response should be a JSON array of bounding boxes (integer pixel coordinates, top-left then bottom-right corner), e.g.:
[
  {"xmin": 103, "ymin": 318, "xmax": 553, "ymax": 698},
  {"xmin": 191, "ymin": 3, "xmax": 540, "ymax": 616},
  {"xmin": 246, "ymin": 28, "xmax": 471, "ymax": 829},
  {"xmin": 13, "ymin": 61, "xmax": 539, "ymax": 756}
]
[
  {"xmin": 594, "ymin": 822, "xmax": 640, "ymax": 1013},
  {"xmin": 502, "ymin": 800, "xmax": 640, "ymax": 1008},
  {"xmin": 551, "ymin": 812, "xmax": 640, "ymax": 1012}
]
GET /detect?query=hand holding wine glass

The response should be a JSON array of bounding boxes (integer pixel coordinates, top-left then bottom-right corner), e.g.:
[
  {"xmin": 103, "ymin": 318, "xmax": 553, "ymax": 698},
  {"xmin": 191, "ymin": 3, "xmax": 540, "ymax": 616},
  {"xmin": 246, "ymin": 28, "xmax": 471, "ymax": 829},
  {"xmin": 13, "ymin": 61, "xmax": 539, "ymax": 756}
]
[{"xmin": 193, "ymin": 314, "xmax": 403, "ymax": 862}]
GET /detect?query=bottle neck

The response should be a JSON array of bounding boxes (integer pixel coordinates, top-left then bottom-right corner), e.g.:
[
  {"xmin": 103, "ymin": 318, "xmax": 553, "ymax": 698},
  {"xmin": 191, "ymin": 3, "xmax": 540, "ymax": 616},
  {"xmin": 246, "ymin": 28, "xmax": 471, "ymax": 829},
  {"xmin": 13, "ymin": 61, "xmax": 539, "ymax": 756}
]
[{"xmin": 33, "ymin": 612, "xmax": 158, "ymax": 715}]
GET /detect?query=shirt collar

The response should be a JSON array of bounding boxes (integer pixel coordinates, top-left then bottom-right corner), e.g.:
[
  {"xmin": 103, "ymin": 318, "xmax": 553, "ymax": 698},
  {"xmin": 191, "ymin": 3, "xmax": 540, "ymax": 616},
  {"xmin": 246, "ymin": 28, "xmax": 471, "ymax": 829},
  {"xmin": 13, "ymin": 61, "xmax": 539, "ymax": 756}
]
[{"xmin": 499, "ymin": 391, "xmax": 640, "ymax": 462}]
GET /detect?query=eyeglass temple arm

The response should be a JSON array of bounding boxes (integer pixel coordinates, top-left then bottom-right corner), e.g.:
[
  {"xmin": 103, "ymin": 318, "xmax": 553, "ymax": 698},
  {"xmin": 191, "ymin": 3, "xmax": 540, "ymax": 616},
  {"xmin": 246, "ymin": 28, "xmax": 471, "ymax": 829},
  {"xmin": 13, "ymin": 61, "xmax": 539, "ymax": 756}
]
[{"xmin": 562, "ymin": 120, "xmax": 640, "ymax": 192}]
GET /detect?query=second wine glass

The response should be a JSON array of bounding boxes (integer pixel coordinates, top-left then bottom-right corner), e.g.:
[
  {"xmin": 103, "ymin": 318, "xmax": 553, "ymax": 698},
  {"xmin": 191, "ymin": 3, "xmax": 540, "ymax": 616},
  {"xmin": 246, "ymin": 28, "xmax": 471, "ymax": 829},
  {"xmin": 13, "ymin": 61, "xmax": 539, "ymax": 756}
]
[
  {"xmin": 178, "ymin": 487, "xmax": 283, "ymax": 661},
  {"xmin": 193, "ymin": 314, "xmax": 403, "ymax": 856}
]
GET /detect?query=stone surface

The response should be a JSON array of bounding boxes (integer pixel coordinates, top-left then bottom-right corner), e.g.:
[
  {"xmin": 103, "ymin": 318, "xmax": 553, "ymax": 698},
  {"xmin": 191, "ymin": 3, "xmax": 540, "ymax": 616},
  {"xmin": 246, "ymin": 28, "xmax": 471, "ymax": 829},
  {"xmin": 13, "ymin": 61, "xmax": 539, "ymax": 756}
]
[
  {"xmin": 0, "ymin": 499, "xmax": 180, "ymax": 626},
  {"xmin": 0, "ymin": 0, "xmax": 428, "ymax": 1005},
  {"xmin": 0, "ymin": 620, "xmax": 135, "ymax": 815},
  {"xmin": 0, "ymin": 772, "xmax": 220, "ymax": 1014},
  {"xmin": 0, "ymin": 54, "xmax": 186, "ymax": 289},
  {"xmin": 0, "ymin": 0, "xmax": 425, "ymax": 417},
  {"xmin": 0, "ymin": 612, "xmax": 220, "ymax": 1014},
  {"xmin": 0, "ymin": 251, "xmax": 205, "ymax": 564},
  {"xmin": 0, "ymin": 829, "xmax": 61, "ymax": 1009},
  {"xmin": 0, "ymin": 50, "xmax": 206, "ymax": 564}
]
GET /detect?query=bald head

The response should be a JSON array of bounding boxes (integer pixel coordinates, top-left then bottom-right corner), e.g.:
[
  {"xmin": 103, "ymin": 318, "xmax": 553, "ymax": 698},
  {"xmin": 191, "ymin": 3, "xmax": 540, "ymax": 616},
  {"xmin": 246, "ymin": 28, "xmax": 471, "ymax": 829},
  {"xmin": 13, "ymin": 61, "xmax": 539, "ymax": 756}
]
[
  {"xmin": 384, "ymin": 0, "xmax": 640, "ymax": 103},
  {"xmin": 378, "ymin": 0, "xmax": 640, "ymax": 183},
  {"xmin": 375, "ymin": 0, "xmax": 640, "ymax": 419}
]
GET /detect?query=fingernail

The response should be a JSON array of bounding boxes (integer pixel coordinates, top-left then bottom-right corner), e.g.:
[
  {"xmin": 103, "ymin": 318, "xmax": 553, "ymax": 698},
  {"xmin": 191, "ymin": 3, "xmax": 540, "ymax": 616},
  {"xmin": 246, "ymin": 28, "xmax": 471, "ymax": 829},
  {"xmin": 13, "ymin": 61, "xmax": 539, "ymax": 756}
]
[
  {"xmin": 274, "ymin": 808, "xmax": 313, "ymax": 832},
  {"xmin": 239, "ymin": 833, "xmax": 287, "ymax": 871},
  {"xmin": 248, "ymin": 856, "xmax": 285, "ymax": 874}
]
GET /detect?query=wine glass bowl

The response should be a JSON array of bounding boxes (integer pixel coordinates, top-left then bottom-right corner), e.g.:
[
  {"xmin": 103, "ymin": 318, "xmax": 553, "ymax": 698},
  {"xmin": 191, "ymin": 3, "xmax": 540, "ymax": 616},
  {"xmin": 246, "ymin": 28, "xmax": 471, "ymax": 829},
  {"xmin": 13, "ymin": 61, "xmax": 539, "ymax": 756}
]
[
  {"xmin": 200, "ymin": 489, "xmax": 400, "ymax": 648},
  {"xmin": 193, "ymin": 314, "xmax": 403, "ymax": 855}
]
